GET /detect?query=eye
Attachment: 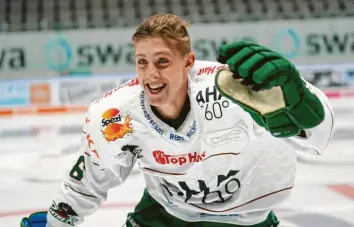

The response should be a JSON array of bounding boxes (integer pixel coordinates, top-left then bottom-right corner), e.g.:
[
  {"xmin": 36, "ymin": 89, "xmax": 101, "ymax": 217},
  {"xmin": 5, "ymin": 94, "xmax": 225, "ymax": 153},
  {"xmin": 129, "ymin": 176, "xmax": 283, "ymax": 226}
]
[
  {"xmin": 137, "ymin": 59, "xmax": 147, "ymax": 65},
  {"xmin": 158, "ymin": 58, "xmax": 169, "ymax": 64}
]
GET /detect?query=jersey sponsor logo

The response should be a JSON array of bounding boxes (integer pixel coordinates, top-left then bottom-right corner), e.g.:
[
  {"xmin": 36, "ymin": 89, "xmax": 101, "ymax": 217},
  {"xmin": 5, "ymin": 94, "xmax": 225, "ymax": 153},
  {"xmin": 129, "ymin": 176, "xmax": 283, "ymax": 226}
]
[
  {"xmin": 169, "ymin": 134, "xmax": 184, "ymax": 141},
  {"xmin": 168, "ymin": 120, "xmax": 197, "ymax": 141},
  {"xmin": 119, "ymin": 144, "xmax": 143, "ymax": 159},
  {"xmin": 210, "ymin": 130, "xmax": 242, "ymax": 146},
  {"xmin": 197, "ymin": 65, "xmax": 229, "ymax": 76},
  {"xmin": 140, "ymin": 93, "xmax": 165, "ymax": 135},
  {"xmin": 196, "ymin": 85, "xmax": 225, "ymax": 105},
  {"xmin": 101, "ymin": 108, "xmax": 133, "ymax": 142},
  {"xmin": 186, "ymin": 120, "xmax": 197, "ymax": 138},
  {"xmin": 204, "ymin": 126, "xmax": 249, "ymax": 147},
  {"xmin": 153, "ymin": 150, "xmax": 206, "ymax": 166},
  {"xmin": 196, "ymin": 85, "xmax": 230, "ymax": 121},
  {"xmin": 49, "ymin": 201, "xmax": 78, "ymax": 226},
  {"xmin": 162, "ymin": 170, "xmax": 241, "ymax": 205}
]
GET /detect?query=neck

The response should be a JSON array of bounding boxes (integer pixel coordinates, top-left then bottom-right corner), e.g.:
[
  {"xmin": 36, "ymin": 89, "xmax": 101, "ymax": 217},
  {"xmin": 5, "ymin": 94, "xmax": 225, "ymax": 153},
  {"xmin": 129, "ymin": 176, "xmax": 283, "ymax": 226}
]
[{"xmin": 154, "ymin": 83, "xmax": 188, "ymax": 120}]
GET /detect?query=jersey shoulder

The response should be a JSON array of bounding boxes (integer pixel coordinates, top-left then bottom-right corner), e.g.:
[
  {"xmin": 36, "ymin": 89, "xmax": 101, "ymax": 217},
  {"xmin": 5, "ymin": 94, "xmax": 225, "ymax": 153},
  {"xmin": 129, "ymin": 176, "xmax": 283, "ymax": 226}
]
[
  {"xmin": 189, "ymin": 60, "xmax": 229, "ymax": 82},
  {"xmin": 89, "ymin": 77, "xmax": 141, "ymax": 114},
  {"xmin": 84, "ymin": 77, "xmax": 142, "ymax": 167},
  {"xmin": 86, "ymin": 76, "xmax": 141, "ymax": 145}
]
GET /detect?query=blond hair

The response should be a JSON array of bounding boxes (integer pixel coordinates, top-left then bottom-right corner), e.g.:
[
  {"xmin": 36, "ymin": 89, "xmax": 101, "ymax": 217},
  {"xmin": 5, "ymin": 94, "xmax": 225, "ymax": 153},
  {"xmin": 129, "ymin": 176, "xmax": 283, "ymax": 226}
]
[{"xmin": 132, "ymin": 14, "xmax": 191, "ymax": 56}]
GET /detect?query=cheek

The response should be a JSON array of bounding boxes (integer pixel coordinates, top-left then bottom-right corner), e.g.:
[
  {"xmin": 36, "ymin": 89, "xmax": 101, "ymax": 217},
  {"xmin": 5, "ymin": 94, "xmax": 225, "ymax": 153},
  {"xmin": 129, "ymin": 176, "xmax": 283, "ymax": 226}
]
[
  {"xmin": 168, "ymin": 73, "xmax": 184, "ymax": 90},
  {"xmin": 174, "ymin": 68, "xmax": 185, "ymax": 83}
]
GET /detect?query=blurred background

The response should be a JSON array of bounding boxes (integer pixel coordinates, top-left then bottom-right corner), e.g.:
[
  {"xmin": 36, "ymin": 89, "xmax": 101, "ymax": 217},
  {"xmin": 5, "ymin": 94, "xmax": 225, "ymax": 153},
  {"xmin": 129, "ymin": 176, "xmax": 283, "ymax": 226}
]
[{"xmin": 0, "ymin": 0, "xmax": 354, "ymax": 226}]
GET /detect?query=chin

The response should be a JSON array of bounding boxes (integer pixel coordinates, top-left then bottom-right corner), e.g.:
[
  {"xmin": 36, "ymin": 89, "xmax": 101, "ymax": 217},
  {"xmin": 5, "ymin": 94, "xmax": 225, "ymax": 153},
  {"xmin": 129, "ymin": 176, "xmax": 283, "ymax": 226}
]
[
  {"xmin": 146, "ymin": 96, "xmax": 165, "ymax": 107},
  {"xmin": 149, "ymin": 100, "xmax": 168, "ymax": 107}
]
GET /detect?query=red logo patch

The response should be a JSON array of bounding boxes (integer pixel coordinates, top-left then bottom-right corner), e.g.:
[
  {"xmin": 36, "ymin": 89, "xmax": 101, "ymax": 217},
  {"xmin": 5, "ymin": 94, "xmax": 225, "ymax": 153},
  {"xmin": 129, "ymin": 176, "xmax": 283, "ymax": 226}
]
[{"xmin": 153, "ymin": 150, "xmax": 206, "ymax": 166}]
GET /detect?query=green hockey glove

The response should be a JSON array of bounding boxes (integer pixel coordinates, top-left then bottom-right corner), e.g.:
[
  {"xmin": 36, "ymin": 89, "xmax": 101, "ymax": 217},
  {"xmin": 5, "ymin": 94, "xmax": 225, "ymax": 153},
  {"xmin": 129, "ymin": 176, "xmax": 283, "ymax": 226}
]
[{"xmin": 215, "ymin": 41, "xmax": 325, "ymax": 137}]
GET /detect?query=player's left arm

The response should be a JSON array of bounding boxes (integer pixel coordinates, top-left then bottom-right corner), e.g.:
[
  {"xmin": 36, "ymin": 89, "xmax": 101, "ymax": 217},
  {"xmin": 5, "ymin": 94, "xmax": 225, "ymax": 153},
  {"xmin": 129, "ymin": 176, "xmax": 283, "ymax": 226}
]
[
  {"xmin": 285, "ymin": 79, "xmax": 334, "ymax": 155},
  {"xmin": 215, "ymin": 41, "xmax": 334, "ymax": 154}
]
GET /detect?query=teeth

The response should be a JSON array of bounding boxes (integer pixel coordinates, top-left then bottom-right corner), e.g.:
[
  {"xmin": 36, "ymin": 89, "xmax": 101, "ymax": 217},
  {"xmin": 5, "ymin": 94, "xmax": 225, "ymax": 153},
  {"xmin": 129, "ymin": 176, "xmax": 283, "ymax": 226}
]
[{"xmin": 149, "ymin": 84, "xmax": 164, "ymax": 89}]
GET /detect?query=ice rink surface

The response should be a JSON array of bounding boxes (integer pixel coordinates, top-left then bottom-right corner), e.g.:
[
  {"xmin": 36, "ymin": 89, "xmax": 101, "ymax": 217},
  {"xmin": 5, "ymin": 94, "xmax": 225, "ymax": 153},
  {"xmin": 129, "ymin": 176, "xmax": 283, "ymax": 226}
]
[{"xmin": 0, "ymin": 105, "xmax": 353, "ymax": 227}]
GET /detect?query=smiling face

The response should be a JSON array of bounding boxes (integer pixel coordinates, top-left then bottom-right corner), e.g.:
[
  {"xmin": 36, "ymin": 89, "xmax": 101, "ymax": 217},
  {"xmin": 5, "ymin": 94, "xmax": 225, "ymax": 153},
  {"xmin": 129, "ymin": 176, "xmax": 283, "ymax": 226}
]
[{"xmin": 134, "ymin": 36, "xmax": 194, "ymax": 107}]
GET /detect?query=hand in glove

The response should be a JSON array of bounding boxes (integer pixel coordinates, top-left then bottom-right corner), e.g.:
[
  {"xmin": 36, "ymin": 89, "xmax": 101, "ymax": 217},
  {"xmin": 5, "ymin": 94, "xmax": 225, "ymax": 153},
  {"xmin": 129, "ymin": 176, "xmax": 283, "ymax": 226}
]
[
  {"xmin": 215, "ymin": 41, "xmax": 325, "ymax": 137},
  {"xmin": 21, "ymin": 212, "xmax": 47, "ymax": 227}
]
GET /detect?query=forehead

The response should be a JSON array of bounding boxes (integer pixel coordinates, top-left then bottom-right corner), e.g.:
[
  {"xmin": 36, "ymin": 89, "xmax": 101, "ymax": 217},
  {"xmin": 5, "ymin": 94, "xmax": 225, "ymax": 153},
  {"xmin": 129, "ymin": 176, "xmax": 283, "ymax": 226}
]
[{"xmin": 134, "ymin": 36, "xmax": 178, "ymax": 57}]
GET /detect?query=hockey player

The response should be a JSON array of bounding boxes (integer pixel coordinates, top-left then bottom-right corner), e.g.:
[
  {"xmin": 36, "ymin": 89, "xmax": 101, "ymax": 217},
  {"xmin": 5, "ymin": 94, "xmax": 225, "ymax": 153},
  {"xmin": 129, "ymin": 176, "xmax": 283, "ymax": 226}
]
[{"xmin": 21, "ymin": 13, "xmax": 334, "ymax": 227}]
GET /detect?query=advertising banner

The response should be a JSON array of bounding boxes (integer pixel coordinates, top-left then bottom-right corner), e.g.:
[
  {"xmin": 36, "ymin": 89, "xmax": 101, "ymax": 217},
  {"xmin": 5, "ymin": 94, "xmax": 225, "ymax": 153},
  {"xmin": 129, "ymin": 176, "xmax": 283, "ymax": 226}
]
[
  {"xmin": 0, "ymin": 81, "xmax": 29, "ymax": 106},
  {"xmin": 0, "ymin": 80, "xmax": 52, "ymax": 107},
  {"xmin": 58, "ymin": 77, "xmax": 124, "ymax": 105},
  {"xmin": 298, "ymin": 64, "xmax": 354, "ymax": 89},
  {"xmin": 0, "ymin": 18, "xmax": 353, "ymax": 78},
  {"xmin": 0, "ymin": 74, "xmax": 134, "ymax": 108}
]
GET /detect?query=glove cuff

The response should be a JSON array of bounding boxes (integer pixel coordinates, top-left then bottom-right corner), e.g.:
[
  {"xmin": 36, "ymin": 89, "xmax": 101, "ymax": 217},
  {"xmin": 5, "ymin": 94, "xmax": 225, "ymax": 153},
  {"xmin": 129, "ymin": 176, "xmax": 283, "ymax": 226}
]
[{"xmin": 288, "ymin": 89, "xmax": 325, "ymax": 129}]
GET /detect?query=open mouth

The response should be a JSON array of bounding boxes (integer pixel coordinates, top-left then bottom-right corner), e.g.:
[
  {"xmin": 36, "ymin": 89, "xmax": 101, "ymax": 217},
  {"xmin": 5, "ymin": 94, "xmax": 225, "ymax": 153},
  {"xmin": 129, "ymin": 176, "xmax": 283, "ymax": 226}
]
[{"xmin": 146, "ymin": 83, "xmax": 167, "ymax": 94}]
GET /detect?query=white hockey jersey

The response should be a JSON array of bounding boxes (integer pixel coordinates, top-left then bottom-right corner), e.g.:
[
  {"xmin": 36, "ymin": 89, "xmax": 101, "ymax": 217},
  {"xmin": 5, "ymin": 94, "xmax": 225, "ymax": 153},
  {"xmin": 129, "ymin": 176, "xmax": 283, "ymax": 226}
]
[{"xmin": 46, "ymin": 60, "xmax": 334, "ymax": 226}]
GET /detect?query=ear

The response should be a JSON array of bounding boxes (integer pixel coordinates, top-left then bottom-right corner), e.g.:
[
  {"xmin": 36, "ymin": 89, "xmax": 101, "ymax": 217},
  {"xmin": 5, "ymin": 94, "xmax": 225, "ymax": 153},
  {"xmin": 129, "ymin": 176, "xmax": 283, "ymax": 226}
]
[{"xmin": 185, "ymin": 52, "xmax": 196, "ymax": 70}]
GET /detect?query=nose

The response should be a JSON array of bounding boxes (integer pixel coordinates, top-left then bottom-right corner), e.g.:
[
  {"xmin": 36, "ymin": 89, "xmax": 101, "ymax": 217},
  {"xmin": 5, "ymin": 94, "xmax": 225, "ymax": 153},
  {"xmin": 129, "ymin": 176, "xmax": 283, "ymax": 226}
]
[{"xmin": 146, "ymin": 64, "xmax": 159, "ymax": 79}]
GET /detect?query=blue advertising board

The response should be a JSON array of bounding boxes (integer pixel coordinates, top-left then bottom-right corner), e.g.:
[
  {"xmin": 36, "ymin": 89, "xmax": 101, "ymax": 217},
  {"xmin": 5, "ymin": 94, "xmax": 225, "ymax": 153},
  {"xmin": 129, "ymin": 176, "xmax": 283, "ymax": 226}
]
[{"xmin": 0, "ymin": 81, "xmax": 29, "ymax": 107}]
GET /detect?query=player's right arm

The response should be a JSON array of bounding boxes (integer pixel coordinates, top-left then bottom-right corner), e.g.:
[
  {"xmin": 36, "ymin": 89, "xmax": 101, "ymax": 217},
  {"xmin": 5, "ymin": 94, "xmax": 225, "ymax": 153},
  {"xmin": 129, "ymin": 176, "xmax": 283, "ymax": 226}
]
[
  {"xmin": 47, "ymin": 105, "xmax": 135, "ymax": 227},
  {"xmin": 21, "ymin": 104, "xmax": 136, "ymax": 227}
]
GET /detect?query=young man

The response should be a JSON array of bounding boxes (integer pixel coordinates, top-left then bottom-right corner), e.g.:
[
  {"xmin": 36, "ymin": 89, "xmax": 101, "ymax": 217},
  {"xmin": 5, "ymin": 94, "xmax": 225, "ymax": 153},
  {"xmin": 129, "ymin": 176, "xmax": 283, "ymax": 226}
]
[{"xmin": 21, "ymin": 14, "xmax": 334, "ymax": 227}]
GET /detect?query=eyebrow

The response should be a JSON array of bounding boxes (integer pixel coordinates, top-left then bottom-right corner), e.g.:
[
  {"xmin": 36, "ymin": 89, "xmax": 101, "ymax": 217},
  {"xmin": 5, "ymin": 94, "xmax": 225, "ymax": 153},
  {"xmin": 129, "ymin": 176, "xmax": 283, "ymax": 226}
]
[{"xmin": 136, "ymin": 51, "xmax": 172, "ymax": 57}]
